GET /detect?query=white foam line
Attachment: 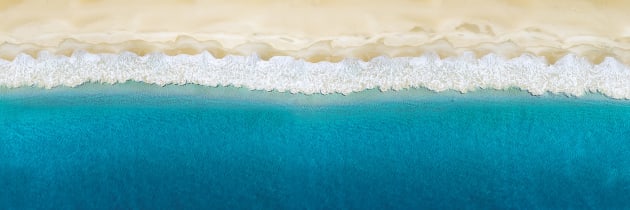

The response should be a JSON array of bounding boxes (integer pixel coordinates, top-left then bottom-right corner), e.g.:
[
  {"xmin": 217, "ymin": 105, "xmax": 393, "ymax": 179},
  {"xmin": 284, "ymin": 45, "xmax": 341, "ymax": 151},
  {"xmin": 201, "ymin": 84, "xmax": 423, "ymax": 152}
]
[{"xmin": 1, "ymin": 51, "xmax": 630, "ymax": 99}]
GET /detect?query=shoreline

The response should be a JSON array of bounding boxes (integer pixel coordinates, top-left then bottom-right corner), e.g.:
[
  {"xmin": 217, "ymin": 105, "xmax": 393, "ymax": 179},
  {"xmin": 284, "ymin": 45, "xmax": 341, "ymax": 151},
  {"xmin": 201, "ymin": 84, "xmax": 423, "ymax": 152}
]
[{"xmin": 3, "ymin": 52, "xmax": 630, "ymax": 99}]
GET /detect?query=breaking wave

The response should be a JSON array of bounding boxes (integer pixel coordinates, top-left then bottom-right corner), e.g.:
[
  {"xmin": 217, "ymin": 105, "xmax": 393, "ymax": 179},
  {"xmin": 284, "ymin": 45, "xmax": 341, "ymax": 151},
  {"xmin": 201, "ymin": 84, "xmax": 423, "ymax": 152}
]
[{"xmin": 2, "ymin": 51, "xmax": 630, "ymax": 99}]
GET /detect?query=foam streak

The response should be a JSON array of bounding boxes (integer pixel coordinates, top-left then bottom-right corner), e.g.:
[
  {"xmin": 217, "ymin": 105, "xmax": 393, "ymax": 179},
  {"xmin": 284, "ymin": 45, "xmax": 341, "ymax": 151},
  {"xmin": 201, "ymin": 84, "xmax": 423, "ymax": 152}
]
[{"xmin": 2, "ymin": 51, "xmax": 630, "ymax": 99}]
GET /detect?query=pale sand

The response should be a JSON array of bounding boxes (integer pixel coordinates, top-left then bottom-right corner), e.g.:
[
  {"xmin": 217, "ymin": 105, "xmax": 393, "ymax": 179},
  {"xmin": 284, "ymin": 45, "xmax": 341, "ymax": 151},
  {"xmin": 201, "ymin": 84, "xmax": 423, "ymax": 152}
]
[{"xmin": 1, "ymin": 0, "xmax": 630, "ymax": 63}]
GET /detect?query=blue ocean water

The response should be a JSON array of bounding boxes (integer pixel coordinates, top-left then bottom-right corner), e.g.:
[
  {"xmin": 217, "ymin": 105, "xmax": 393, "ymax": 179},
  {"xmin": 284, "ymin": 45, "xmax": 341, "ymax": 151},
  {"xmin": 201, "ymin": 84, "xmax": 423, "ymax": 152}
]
[{"xmin": 1, "ymin": 84, "xmax": 629, "ymax": 209}]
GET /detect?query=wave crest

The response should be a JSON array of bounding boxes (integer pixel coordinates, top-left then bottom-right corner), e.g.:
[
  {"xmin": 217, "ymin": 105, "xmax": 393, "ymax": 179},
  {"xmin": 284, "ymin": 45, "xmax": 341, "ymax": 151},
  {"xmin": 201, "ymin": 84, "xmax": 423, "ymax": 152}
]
[{"xmin": 2, "ymin": 51, "xmax": 630, "ymax": 99}]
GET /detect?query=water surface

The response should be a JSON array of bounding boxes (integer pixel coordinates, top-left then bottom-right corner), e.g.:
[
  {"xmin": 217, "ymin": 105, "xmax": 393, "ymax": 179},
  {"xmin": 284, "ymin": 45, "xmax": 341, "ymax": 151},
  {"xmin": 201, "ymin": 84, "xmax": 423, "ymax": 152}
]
[{"xmin": 1, "ymin": 85, "xmax": 629, "ymax": 209}]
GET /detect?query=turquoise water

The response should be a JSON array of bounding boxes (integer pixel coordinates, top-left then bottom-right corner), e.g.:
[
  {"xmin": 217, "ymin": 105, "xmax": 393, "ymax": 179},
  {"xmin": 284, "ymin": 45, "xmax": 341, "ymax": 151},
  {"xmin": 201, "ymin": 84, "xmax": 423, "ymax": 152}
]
[{"xmin": 1, "ymin": 84, "xmax": 630, "ymax": 209}]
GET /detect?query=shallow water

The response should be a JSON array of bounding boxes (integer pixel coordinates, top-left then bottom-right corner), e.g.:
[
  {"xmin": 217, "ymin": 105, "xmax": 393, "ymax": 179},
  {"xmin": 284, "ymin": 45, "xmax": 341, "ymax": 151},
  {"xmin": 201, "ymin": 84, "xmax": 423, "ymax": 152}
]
[{"xmin": 1, "ymin": 85, "xmax": 629, "ymax": 209}]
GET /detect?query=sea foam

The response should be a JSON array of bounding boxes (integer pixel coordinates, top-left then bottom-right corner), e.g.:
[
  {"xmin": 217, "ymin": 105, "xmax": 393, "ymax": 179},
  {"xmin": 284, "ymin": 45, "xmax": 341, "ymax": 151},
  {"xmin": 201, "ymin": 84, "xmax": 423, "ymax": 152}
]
[{"xmin": 1, "ymin": 51, "xmax": 630, "ymax": 99}]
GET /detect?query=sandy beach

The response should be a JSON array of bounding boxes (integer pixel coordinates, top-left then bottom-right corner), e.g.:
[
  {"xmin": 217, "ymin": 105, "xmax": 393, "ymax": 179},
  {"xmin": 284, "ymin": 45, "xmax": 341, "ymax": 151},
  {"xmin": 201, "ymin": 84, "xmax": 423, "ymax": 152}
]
[{"xmin": 1, "ymin": 0, "xmax": 630, "ymax": 63}]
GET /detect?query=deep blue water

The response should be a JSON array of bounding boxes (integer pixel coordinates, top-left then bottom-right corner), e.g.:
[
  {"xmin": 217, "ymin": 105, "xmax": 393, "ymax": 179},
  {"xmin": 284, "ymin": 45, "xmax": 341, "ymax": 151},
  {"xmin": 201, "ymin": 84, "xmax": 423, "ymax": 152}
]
[{"xmin": 1, "ymin": 85, "xmax": 630, "ymax": 209}]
